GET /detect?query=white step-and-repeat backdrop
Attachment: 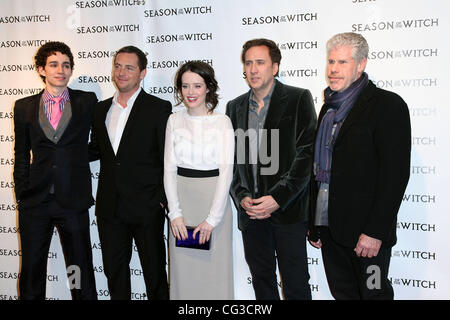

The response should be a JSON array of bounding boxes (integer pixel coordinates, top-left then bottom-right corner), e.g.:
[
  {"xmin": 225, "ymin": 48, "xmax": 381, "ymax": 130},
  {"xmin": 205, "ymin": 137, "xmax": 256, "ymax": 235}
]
[{"xmin": 0, "ymin": 0, "xmax": 448, "ymax": 300}]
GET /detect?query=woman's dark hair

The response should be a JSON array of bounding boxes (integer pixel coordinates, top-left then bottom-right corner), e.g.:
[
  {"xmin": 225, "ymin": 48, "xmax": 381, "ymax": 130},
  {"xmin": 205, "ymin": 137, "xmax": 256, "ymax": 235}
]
[
  {"xmin": 174, "ymin": 61, "xmax": 219, "ymax": 113},
  {"xmin": 241, "ymin": 38, "xmax": 281, "ymax": 77},
  {"xmin": 34, "ymin": 41, "xmax": 74, "ymax": 82}
]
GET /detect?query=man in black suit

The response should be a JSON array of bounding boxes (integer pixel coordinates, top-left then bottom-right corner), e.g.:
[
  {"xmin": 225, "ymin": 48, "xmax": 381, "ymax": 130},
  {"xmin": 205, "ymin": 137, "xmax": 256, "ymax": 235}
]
[
  {"xmin": 89, "ymin": 46, "xmax": 171, "ymax": 300},
  {"xmin": 226, "ymin": 39, "xmax": 317, "ymax": 300},
  {"xmin": 308, "ymin": 32, "xmax": 411, "ymax": 300},
  {"xmin": 13, "ymin": 41, "xmax": 97, "ymax": 300}
]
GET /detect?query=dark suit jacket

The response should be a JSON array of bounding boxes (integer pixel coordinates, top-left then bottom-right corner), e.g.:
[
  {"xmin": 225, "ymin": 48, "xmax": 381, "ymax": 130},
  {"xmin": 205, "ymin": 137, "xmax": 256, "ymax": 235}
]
[
  {"xmin": 226, "ymin": 80, "xmax": 317, "ymax": 230},
  {"xmin": 89, "ymin": 89, "xmax": 171, "ymax": 223},
  {"xmin": 13, "ymin": 88, "xmax": 97, "ymax": 210},
  {"xmin": 309, "ymin": 80, "xmax": 411, "ymax": 248}
]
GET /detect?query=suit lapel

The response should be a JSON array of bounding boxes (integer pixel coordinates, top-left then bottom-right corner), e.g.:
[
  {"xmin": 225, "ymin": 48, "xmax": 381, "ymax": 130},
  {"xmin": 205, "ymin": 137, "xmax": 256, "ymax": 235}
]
[
  {"xmin": 31, "ymin": 90, "xmax": 48, "ymax": 139},
  {"xmin": 67, "ymin": 88, "xmax": 78, "ymax": 119},
  {"xmin": 97, "ymin": 98, "xmax": 115, "ymax": 157},
  {"xmin": 335, "ymin": 81, "xmax": 375, "ymax": 145},
  {"xmin": 234, "ymin": 91, "xmax": 253, "ymax": 189},
  {"xmin": 236, "ymin": 91, "xmax": 250, "ymax": 132},
  {"xmin": 115, "ymin": 89, "xmax": 145, "ymax": 157},
  {"xmin": 61, "ymin": 88, "xmax": 77, "ymax": 136},
  {"xmin": 263, "ymin": 80, "xmax": 288, "ymax": 130}
]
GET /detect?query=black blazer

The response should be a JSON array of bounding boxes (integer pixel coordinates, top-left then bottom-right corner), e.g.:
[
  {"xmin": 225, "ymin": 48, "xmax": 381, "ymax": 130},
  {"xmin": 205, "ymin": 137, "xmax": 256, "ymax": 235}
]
[
  {"xmin": 89, "ymin": 89, "xmax": 171, "ymax": 222},
  {"xmin": 226, "ymin": 80, "xmax": 317, "ymax": 230},
  {"xmin": 13, "ymin": 88, "xmax": 97, "ymax": 210},
  {"xmin": 309, "ymin": 80, "xmax": 411, "ymax": 248}
]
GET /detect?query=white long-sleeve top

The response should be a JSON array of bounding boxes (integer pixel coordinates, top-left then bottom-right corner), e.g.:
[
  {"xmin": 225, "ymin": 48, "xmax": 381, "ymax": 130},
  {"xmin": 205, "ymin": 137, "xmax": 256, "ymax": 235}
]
[{"xmin": 163, "ymin": 110, "xmax": 235, "ymax": 228}]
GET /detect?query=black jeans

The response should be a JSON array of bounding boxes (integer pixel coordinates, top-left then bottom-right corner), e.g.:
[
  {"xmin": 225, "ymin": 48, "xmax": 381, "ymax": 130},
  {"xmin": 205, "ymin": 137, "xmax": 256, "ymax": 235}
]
[
  {"xmin": 318, "ymin": 226, "xmax": 394, "ymax": 300},
  {"xmin": 19, "ymin": 194, "xmax": 97, "ymax": 300},
  {"xmin": 242, "ymin": 219, "xmax": 311, "ymax": 300}
]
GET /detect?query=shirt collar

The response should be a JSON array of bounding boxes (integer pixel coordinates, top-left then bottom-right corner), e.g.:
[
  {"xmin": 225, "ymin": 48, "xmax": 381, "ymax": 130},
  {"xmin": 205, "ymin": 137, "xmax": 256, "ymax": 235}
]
[
  {"xmin": 249, "ymin": 79, "xmax": 276, "ymax": 109},
  {"xmin": 42, "ymin": 88, "xmax": 70, "ymax": 104},
  {"xmin": 113, "ymin": 87, "xmax": 142, "ymax": 109}
]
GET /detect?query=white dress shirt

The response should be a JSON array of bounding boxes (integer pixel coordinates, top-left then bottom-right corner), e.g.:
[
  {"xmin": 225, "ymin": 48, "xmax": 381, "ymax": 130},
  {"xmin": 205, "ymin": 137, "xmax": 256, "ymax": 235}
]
[
  {"xmin": 105, "ymin": 87, "xmax": 141, "ymax": 154},
  {"xmin": 163, "ymin": 110, "xmax": 235, "ymax": 227}
]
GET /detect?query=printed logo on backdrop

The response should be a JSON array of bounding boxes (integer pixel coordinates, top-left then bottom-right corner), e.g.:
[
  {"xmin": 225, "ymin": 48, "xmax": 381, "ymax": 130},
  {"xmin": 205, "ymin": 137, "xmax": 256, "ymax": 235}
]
[
  {"xmin": 402, "ymin": 193, "xmax": 436, "ymax": 204},
  {"xmin": 242, "ymin": 12, "xmax": 318, "ymax": 25},
  {"xmin": 392, "ymin": 249, "xmax": 436, "ymax": 261},
  {"xmin": 0, "ymin": 112, "xmax": 14, "ymax": 120},
  {"xmin": 46, "ymin": 274, "xmax": 59, "ymax": 282},
  {"xmin": 277, "ymin": 41, "xmax": 318, "ymax": 51},
  {"xmin": 148, "ymin": 59, "xmax": 213, "ymax": 70},
  {"xmin": 144, "ymin": 6, "xmax": 212, "ymax": 17},
  {"xmin": 98, "ymin": 289, "xmax": 147, "ymax": 300},
  {"xmin": 0, "ymin": 249, "xmax": 56, "ymax": 257},
  {"xmin": 411, "ymin": 165, "xmax": 436, "ymax": 175},
  {"xmin": 0, "ymin": 226, "xmax": 19, "ymax": 234},
  {"xmin": 91, "ymin": 241, "xmax": 102, "ymax": 250},
  {"xmin": 0, "ymin": 272, "xmax": 19, "ymax": 280},
  {"xmin": 0, "ymin": 248, "xmax": 21, "ymax": 257},
  {"xmin": 245, "ymin": 257, "xmax": 321, "ymax": 293},
  {"xmin": 0, "ymin": 295, "xmax": 18, "ymax": 300},
  {"xmin": 0, "ymin": 15, "xmax": 50, "ymax": 24},
  {"xmin": 78, "ymin": 75, "xmax": 112, "ymax": 84},
  {"xmin": 0, "ymin": 135, "xmax": 14, "ymax": 143},
  {"xmin": 91, "ymin": 171, "xmax": 100, "ymax": 179},
  {"xmin": 0, "ymin": 64, "xmax": 36, "ymax": 73},
  {"xmin": 397, "ymin": 222, "xmax": 436, "ymax": 232},
  {"xmin": 352, "ymin": 18, "xmax": 438, "ymax": 32},
  {"xmin": 0, "ymin": 40, "xmax": 51, "ymax": 49},
  {"xmin": 374, "ymin": 78, "xmax": 437, "ymax": 89},
  {"xmin": 368, "ymin": 48, "xmax": 438, "ymax": 60},
  {"xmin": 77, "ymin": 50, "xmax": 117, "ymax": 60},
  {"xmin": 246, "ymin": 276, "xmax": 320, "ymax": 293},
  {"xmin": 93, "ymin": 265, "xmax": 104, "ymax": 273},
  {"xmin": 409, "ymin": 107, "xmax": 437, "ymax": 118},
  {"xmin": 77, "ymin": 24, "xmax": 140, "ymax": 34},
  {"xmin": 147, "ymin": 86, "xmax": 176, "ymax": 95},
  {"xmin": 308, "ymin": 257, "xmax": 319, "ymax": 266},
  {"xmin": 146, "ymin": 33, "xmax": 213, "ymax": 44},
  {"xmin": 0, "ymin": 203, "xmax": 17, "ymax": 213},
  {"xmin": 0, "ymin": 88, "xmax": 43, "ymax": 97},
  {"xmin": 279, "ymin": 68, "xmax": 318, "ymax": 78},
  {"xmin": 76, "ymin": 0, "xmax": 146, "ymax": 9},
  {"xmin": 91, "ymin": 241, "xmax": 142, "ymax": 252},
  {"xmin": 389, "ymin": 277, "xmax": 437, "ymax": 289},
  {"xmin": 412, "ymin": 136, "xmax": 436, "ymax": 146}
]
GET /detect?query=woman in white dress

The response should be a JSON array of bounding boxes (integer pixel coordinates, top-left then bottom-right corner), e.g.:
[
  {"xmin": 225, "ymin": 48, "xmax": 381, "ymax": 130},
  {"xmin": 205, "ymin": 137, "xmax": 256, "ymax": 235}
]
[{"xmin": 164, "ymin": 61, "xmax": 235, "ymax": 299}]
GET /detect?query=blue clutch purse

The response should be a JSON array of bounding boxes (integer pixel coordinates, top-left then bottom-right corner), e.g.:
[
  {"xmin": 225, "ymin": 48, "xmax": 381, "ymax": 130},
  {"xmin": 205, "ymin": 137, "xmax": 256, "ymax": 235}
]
[{"xmin": 175, "ymin": 226, "xmax": 210, "ymax": 250}]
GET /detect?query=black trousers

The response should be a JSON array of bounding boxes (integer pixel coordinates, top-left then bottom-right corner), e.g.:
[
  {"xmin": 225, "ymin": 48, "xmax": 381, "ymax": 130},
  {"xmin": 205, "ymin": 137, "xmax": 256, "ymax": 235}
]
[
  {"xmin": 97, "ymin": 211, "xmax": 169, "ymax": 300},
  {"xmin": 319, "ymin": 226, "xmax": 394, "ymax": 300},
  {"xmin": 242, "ymin": 219, "xmax": 311, "ymax": 300},
  {"xmin": 18, "ymin": 194, "xmax": 97, "ymax": 300}
]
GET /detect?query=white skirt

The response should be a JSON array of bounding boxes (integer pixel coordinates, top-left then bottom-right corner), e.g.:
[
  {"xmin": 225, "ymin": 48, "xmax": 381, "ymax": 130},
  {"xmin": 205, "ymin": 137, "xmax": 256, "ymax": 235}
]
[{"xmin": 168, "ymin": 174, "xmax": 234, "ymax": 300}]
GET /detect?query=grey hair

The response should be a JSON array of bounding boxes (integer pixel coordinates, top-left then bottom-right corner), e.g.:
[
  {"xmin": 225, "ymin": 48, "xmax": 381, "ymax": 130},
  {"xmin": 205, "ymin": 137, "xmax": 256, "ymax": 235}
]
[{"xmin": 326, "ymin": 32, "xmax": 369, "ymax": 62}]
